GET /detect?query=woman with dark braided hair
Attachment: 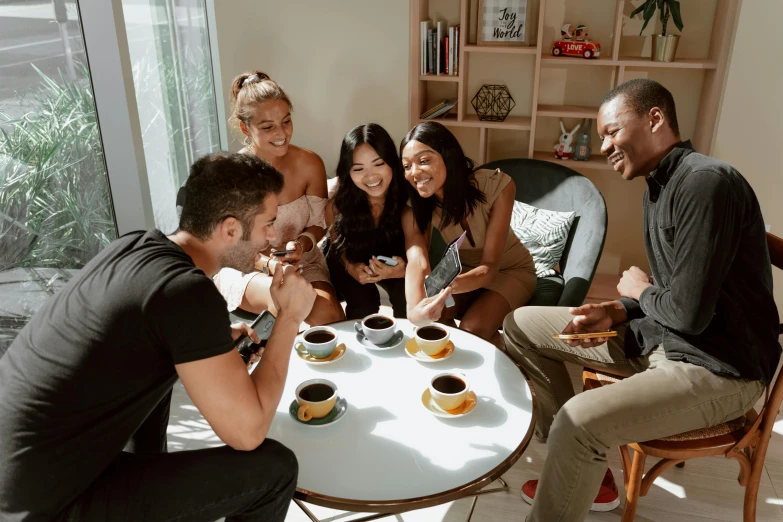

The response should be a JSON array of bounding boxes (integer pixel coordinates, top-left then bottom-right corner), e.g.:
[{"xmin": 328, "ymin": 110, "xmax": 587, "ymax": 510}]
[{"xmin": 325, "ymin": 124, "xmax": 408, "ymax": 319}]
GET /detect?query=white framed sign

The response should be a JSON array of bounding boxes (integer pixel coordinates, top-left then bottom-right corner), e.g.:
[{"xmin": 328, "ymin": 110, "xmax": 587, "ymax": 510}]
[{"xmin": 477, "ymin": 0, "xmax": 532, "ymax": 47}]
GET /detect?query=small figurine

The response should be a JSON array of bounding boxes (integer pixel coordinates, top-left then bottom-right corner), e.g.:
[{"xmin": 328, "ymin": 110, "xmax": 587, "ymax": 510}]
[
  {"xmin": 575, "ymin": 24, "xmax": 589, "ymax": 41},
  {"xmin": 555, "ymin": 120, "xmax": 580, "ymax": 160},
  {"xmin": 553, "ymin": 22, "xmax": 601, "ymax": 58},
  {"xmin": 572, "ymin": 118, "xmax": 593, "ymax": 161}
]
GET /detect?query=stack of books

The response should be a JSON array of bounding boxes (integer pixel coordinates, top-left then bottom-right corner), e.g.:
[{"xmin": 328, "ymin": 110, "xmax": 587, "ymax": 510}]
[
  {"xmin": 420, "ymin": 20, "xmax": 460, "ymax": 76},
  {"xmin": 420, "ymin": 98, "xmax": 457, "ymax": 120}
]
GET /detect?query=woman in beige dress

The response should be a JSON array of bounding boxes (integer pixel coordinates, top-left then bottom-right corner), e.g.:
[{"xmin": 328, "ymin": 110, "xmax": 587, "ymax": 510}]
[
  {"xmin": 400, "ymin": 121, "xmax": 536, "ymax": 344},
  {"xmin": 213, "ymin": 70, "xmax": 344, "ymax": 326}
]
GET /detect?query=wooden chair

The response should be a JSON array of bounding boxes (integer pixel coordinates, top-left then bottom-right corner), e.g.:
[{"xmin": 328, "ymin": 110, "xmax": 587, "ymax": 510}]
[{"xmin": 582, "ymin": 232, "xmax": 783, "ymax": 522}]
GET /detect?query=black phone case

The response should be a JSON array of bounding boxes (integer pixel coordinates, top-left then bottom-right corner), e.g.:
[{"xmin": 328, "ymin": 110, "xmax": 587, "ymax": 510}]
[
  {"xmin": 424, "ymin": 236, "xmax": 462, "ymax": 298},
  {"xmin": 235, "ymin": 310, "xmax": 276, "ymax": 363}
]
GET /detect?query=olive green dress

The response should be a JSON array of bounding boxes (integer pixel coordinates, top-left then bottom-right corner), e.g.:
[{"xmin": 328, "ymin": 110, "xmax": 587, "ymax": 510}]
[{"xmin": 432, "ymin": 168, "xmax": 536, "ymax": 309}]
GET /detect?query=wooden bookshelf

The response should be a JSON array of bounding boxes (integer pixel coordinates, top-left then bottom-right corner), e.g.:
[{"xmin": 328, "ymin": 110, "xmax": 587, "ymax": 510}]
[
  {"xmin": 537, "ymin": 104, "xmax": 599, "ymax": 119},
  {"xmin": 532, "ymin": 151, "xmax": 612, "ymax": 171},
  {"xmin": 419, "ymin": 114, "xmax": 532, "ymax": 131},
  {"xmin": 463, "ymin": 44, "xmax": 538, "ymax": 55},
  {"xmin": 409, "ymin": 0, "xmax": 741, "ymax": 167},
  {"xmin": 419, "ymin": 74, "xmax": 460, "ymax": 82}
]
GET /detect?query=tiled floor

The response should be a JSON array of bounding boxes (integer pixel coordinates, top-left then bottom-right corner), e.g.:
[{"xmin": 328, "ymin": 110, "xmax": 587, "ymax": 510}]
[{"xmin": 169, "ymin": 302, "xmax": 783, "ymax": 522}]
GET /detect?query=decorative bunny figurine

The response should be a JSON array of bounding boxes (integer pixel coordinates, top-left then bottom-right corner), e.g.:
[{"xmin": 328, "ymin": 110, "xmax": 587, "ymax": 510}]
[{"xmin": 554, "ymin": 120, "xmax": 580, "ymax": 159}]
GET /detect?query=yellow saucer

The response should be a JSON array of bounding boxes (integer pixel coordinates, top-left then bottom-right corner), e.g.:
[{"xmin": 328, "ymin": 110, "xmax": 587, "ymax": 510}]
[
  {"xmin": 405, "ymin": 339, "xmax": 454, "ymax": 362},
  {"xmin": 296, "ymin": 343, "xmax": 346, "ymax": 364},
  {"xmin": 421, "ymin": 389, "xmax": 477, "ymax": 418}
]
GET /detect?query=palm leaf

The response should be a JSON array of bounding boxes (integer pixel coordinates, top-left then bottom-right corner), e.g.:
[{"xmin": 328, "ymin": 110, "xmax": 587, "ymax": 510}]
[
  {"xmin": 668, "ymin": 0, "xmax": 684, "ymax": 31},
  {"xmin": 630, "ymin": 0, "xmax": 652, "ymax": 18}
]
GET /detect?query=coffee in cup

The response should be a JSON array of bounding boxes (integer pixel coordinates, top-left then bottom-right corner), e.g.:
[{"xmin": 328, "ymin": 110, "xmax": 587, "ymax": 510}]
[
  {"xmin": 295, "ymin": 378, "xmax": 338, "ymax": 421},
  {"xmin": 295, "ymin": 326, "xmax": 338, "ymax": 359},
  {"xmin": 429, "ymin": 372, "xmax": 470, "ymax": 411},
  {"xmin": 354, "ymin": 314, "xmax": 397, "ymax": 345},
  {"xmin": 413, "ymin": 325, "xmax": 450, "ymax": 356}
]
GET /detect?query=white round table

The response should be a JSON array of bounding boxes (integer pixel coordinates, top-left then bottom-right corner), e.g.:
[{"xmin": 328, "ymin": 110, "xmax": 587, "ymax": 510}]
[{"xmin": 266, "ymin": 319, "xmax": 536, "ymax": 517}]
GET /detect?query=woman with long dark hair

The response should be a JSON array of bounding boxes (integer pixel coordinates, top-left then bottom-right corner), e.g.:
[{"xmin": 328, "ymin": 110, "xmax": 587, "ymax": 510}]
[
  {"xmin": 400, "ymin": 121, "xmax": 536, "ymax": 344},
  {"xmin": 325, "ymin": 124, "xmax": 407, "ymax": 319}
]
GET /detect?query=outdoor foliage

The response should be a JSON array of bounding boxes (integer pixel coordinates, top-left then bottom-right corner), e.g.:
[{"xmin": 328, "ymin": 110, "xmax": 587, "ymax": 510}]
[{"xmin": 0, "ymin": 63, "xmax": 115, "ymax": 271}]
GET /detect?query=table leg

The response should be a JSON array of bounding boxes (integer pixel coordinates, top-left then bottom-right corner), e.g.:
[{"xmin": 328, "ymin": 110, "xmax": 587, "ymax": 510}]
[
  {"xmin": 463, "ymin": 476, "xmax": 508, "ymax": 522},
  {"xmin": 293, "ymin": 476, "xmax": 509, "ymax": 522},
  {"xmin": 293, "ymin": 499, "xmax": 395, "ymax": 522}
]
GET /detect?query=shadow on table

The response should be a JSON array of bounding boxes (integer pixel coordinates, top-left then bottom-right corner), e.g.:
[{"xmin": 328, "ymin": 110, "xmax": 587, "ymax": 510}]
[
  {"xmin": 290, "ymin": 403, "xmax": 520, "ymax": 505},
  {"xmin": 434, "ymin": 395, "xmax": 508, "ymax": 429},
  {"xmin": 306, "ymin": 348, "xmax": 373, "ymax": 374}
]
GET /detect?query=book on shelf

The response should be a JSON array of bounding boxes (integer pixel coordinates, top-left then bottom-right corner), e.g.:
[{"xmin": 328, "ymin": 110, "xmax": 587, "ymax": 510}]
[
  {"xmin": 437, "ymin": 20, "xmax": 446, "ymax": 74},
  {"xmin": 420, "ymin": 98, "xmax": 457, "ymax": 119},
  {"xmin": 420, "ymin": 20, "xmax": 432, "ymax": 75},
  {"xmin": 420, "ymin": 21, "xmax": 459, "ymax": 76},
  {"xmin": 454, "ymin": 25, "xmax": 459, "ymax": 75},
  {"xmin": 448, "ymin": 27, "xmax": 454, "ymax": 75},
  {"xmin": 427, "ymin": 28, "xmax": 434, "ymax": 74}
]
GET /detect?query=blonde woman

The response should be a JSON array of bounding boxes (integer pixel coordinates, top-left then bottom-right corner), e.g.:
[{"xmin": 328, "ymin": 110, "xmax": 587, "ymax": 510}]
[{"xmin": 214, "ymin": 70, "xmax": 344, "ymax": 325}]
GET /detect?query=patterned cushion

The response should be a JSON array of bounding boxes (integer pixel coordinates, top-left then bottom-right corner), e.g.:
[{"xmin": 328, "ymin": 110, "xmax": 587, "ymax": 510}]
[{"xmin": 510, "ymin": 202, "xmax": 575, "ymax": 277}]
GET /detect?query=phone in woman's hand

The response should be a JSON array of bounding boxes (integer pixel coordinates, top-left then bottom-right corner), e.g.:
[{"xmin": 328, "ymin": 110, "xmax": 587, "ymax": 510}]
[
  {"xmin": 375, "ymin": 255, "xmax": 398, "ymax": 266},
  {"xmin": 552, "ymin": 331, "xmax": 617, "ymax": 340}
]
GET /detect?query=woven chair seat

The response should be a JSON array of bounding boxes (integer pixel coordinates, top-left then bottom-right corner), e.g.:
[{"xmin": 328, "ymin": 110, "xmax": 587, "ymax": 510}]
[
  {"xmin": 656, "ymin": 416, "xmax": 747, "ymax": 441},
  {"xmin": 588, "ymin": 370, "xmax": 748, "ymax": 442}
]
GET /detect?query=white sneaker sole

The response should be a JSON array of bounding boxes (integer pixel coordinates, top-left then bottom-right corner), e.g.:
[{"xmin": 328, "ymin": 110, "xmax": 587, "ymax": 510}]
[{"xmin": 520, "ymin": 489, "xmax": 620, "ymax": 512}]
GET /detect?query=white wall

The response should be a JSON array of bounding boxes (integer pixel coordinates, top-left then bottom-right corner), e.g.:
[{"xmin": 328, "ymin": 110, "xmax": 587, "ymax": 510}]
[
  {"xmin": 211, "ymin": 1, "xmax": 783, "ymax": 309},
  {"xmin": 714, "ymin": 0, "xmax": 783, "ymax": 308},
  {"xmin": 211, "ymin": 0, "xmax": 410, "ymax": 176}
]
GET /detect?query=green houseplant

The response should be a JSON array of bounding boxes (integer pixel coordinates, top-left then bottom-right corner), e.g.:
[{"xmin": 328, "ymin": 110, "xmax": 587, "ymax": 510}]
[{"xmin": 631, "ymin": 0, "xmax": 684, "ymax": 62}]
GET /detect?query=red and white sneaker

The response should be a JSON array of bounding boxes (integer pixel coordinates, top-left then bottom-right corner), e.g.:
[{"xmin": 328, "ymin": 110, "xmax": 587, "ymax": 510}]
[{"xmin": 520, "ymin": 468, "xmax": 621, "ymax": 512}]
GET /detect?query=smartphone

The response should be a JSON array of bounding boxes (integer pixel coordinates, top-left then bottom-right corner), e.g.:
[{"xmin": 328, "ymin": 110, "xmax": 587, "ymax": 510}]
[
  {"xmin": 424, "ymin": 231, "xmax": 466, "ymax": 304},
  {"xmin": 271, "ymin": 249, "xmax": 296, "ymax": 257},
  {"xmin": 552, "ymin": 331, "xmax": 618, "ymax": 340},
  {"xmin": 235, "ymin": 310, "xmax": 276, "ymax": 363},
  {"xmin": 376, "ymin": 255, "xmax": 398, "ymax": 266}
]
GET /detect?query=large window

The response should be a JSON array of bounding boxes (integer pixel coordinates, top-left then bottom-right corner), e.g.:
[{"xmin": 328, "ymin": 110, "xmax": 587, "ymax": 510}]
[
  {"xmin": 0, "ymin": 0, "xmax": 222, "ymax": 352},
  {"xmin": 122, "ymin": 0, "xmax": 221, "ymax": 233},
  {"xmin": 0, "ymin": 0, "xmax": 116, "ymax": 352}
]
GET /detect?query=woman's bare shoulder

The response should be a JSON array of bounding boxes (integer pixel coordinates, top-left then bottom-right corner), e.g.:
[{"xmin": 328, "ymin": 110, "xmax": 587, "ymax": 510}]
[{"xmin": 289, "ymin": 145, "xmax": 326, "ymax": 175}]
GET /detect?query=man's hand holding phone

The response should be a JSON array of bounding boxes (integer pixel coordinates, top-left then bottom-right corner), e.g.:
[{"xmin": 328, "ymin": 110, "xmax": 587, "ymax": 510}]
[{"xmin": 557, "ymin": 303, "xmax": 616, "ymax": 348}]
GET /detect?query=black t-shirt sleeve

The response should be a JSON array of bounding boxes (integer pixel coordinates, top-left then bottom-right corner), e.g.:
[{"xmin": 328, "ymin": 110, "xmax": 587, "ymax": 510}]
[{"xmin": 146, "ymin": 272, "xmax": 234, "ymax": 364}]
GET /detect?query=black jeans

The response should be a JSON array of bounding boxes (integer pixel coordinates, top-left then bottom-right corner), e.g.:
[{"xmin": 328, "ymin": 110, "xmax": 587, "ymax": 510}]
[
  {"xmin": 327, "ymin": 254, "xmax": 407, "ymax": 320},
  {"xmin": 62, "ymin": 391, "xmax": 298, "ymax": 521},
  {"xmin": 60, "ymin": 439, "xmax": 297, "ymax": 522}
]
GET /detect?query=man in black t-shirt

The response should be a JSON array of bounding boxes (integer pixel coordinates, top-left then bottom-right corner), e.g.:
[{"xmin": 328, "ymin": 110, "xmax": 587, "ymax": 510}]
[{"xmin": 0, "ymin": 152, "xmax": 316, "ymax": 522}]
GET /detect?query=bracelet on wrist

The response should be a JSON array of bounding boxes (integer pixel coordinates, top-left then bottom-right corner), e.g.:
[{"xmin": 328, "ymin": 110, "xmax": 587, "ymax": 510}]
[{"xmin": 297, "ymin": 232, "xmax": 317, "ymax": 253}]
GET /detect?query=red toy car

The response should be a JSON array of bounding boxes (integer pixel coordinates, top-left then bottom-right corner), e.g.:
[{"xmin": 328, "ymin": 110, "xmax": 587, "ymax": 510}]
[{"xmin": 552, "ymin": 40, "xmax": 601, "ymax": 59}]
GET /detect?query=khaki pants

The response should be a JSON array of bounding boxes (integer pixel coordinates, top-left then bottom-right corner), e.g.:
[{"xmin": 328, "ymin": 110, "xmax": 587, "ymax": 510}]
[{"xmin": 503, "ymin": 307, "xmax": 765, "ymax": 522}]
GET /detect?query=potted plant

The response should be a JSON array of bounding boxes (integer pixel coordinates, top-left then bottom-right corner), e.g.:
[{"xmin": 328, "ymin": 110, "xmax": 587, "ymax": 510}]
[{"xmin": 631, "ymin": 0, "xmax": 684, "ymax": 62}]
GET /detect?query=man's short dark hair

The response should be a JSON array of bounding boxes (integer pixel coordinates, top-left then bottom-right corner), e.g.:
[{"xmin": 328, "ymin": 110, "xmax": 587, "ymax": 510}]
[
  {"xmin": 601, "ymin": 78, "xmax": 680, "ymax": 136},
  {"xmin": 179, "ymin": 152, "xmax": 283, "ymax": 240}
]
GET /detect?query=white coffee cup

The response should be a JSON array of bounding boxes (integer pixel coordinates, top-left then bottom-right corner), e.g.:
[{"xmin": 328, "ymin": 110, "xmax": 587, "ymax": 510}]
[
  {"xmin": 354, "ymin": 314, "xmax": 396, "ymax": 345},
  {"xmin": 429, "ymin": 372, "xmax": 470, "ymax": 411}
]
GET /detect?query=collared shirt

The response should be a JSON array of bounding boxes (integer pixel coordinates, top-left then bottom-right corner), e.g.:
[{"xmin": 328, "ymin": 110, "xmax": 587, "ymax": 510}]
[{"xmin": 619, "ymin": 141, "xmax": 781, "ymax": 384}]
